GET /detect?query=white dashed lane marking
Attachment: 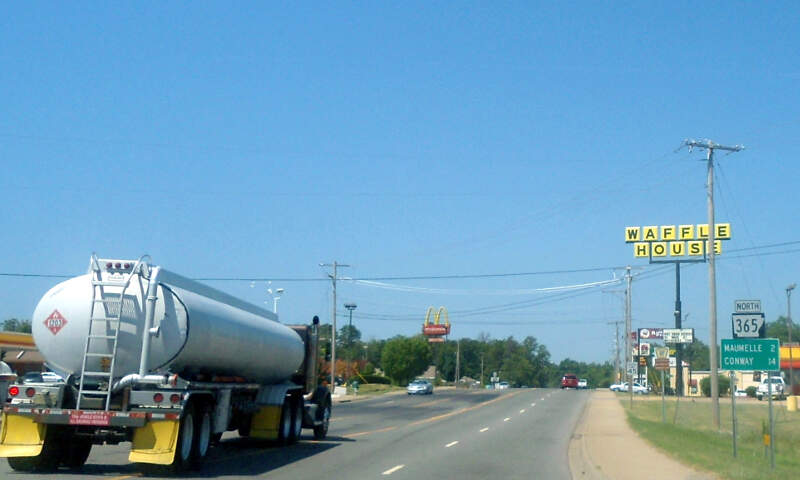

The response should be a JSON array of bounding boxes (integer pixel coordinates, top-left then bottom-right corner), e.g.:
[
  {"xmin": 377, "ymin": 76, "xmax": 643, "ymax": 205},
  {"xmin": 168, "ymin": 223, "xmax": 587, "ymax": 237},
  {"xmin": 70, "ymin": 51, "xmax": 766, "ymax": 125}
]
[
  {"xmin": 520, "ymin": 409, "xmax": 525, "ymax": 413},
  {"xmin": 503, "ymin": 417, "xmax": 511, "ymax": 422},
  {"xmin": 382, "ymin": 465, "xmax": 405, "ymax": 475},
  {"xmin": 445, "ymin": 441, "xmax": 459, "ymax": 448},
  {"xmin": 480, "ymin": 427, "xmax": 489, "ymax": 432}
]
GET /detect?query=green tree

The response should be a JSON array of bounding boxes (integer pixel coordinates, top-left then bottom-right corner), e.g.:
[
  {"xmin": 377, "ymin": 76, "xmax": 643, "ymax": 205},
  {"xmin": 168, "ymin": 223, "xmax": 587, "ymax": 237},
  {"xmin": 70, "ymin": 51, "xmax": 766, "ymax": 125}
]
[
  {"xmin": 682, "ymin": 339, "xmax": 710, "ymax": 371},
  {"xmin": 2, "ymin": 318, "xmax": 31, "ymax": 333},
  {"xmin": 381, "ymin": 336, "xmax": 432, "ymax": 385},
  {"xmin": 700, "ymin": 375, "xmax": 731, "ymax": 397},
  {"xmin": 765, "ymin": 316, "xmax": 800, "ymax": 343}
]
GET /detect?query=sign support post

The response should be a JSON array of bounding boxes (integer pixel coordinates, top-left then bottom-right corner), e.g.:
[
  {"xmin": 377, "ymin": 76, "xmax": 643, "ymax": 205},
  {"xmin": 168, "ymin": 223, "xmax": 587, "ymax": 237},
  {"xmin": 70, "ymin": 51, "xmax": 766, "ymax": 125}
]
[
  {"xmin": 661, "ymin": 370, "xmax": 666, "ymax": 423},
  {"xmin": 730, "ymin": 370, "xmax": 737, "ymax": 458},
  {"xmin": 768, "ymin": 371, "xmax": 775, "ymax": 470}
]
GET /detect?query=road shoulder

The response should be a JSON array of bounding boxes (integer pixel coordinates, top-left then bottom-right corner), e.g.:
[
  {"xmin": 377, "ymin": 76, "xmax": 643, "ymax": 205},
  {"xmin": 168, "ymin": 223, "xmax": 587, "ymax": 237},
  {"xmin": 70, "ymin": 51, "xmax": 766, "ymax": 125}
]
[{"xmin": 569, "ymin": 390, "xmax": 716, "ymax": 480}]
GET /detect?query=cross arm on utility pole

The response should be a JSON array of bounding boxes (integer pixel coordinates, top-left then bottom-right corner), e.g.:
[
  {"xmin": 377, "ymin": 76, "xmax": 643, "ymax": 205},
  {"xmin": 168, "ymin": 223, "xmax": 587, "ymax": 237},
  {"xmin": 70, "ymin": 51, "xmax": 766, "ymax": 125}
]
[{"xmin": 684, "ymin": 139, "xmax": 745, "ymax": 152}]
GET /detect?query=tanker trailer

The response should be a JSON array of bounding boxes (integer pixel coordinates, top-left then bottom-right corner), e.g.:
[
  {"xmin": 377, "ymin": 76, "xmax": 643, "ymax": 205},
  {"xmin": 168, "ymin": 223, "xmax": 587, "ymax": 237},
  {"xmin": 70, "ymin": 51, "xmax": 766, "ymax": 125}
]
[{"xmin": 0, "ymin": 255, "xmax": 331, "ymax": 473}]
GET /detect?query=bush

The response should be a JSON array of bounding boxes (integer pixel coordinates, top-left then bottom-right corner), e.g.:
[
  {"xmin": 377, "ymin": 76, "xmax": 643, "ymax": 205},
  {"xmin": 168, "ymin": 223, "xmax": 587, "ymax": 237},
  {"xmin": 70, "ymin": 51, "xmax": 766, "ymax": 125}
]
[
  {"xmin": 361, "ymin": 362, "xmax": 376, "ymax": 376},
  {"xmin": 700, "ymin": 375, "xmax": 731, "ymax": 397},
  {"xmin": 358, "ymin": 374, "xmax": 392, "ymax": 385},
  {"xmin": 745, "ymin": 386, "xmax": 757, "ymax": 398}
]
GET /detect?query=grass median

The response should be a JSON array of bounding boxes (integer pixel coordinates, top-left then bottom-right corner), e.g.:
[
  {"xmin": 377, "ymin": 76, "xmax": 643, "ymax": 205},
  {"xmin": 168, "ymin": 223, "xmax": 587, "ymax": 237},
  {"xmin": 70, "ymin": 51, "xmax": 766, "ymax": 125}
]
[{"xmin": 621, "ymin": 395, "xmax": 800, "ymax": 479}]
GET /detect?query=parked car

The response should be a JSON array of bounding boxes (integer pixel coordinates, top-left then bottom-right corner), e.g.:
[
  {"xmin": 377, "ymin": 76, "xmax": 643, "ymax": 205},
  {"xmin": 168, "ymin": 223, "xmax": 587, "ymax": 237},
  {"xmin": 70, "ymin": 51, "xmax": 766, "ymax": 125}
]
[
  {"xmin": 407, "ymin": 379, "xmax": 433, "ymax": 395},
  {"xmin": 610, "ymin": 382, "xmax": 648, "ymax": 394},
  {"xmin": 577, "ymin": 378, "xmax": 588, "ymax": 389},
  {"xmin": 756, "ymin": 376, "xmax": 785, "ymax": 401},
  {"xmin": 561, "ymin": 374, "xmax": 579, "ymax": 389},
  {"xmin": 497, "ymin": 381, "xmax": 510, "ymax": 390},
  {"xmin": 734, "ymin": 389, "xmax": 748, "ymax": 397},
  {"xmin": 41, "ymin": 372, "xmax": 64, "ymax": 383},
  {"xmin": 609, "ymin": 382, "xmax": 625, "ymax": 392}
]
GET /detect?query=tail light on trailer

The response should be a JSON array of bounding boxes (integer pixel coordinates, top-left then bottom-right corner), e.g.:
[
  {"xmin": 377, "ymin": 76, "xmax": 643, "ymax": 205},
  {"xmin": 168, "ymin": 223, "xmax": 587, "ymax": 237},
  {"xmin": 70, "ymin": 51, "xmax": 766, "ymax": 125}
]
[
  {"xmin": 170, "ymin": 394, "xmax": 181, "ymax": 404},
  {"xmin": 153, "ymin": 393, "xmax": 164, "ymax": 403},
  {"xmin": 8, "ymin": 386, "xmax": 19, "ymax": 397},
  {"xmin": 25, "ymin": 387, "xmax": 35, "ymax": 398}
]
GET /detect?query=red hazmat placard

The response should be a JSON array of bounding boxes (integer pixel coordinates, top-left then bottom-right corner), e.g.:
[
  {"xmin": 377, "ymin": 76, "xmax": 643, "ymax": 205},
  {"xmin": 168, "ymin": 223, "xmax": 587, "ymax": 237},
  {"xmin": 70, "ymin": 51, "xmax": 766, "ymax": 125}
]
[{"xmin": 44, "ymin": 310, "xmax": 68, "ymax": 335}]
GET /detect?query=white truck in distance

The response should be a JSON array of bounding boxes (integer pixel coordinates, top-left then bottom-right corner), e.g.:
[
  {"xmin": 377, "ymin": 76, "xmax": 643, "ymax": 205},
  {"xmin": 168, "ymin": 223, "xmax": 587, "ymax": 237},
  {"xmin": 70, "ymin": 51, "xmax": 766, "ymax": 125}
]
[
  {"xmin": 756, "ymin": 376, "xmax": 786, "ymax": 401},
  {"xmin": 0, "ymin": 255, "xmax": 331, "ymax": 473}
]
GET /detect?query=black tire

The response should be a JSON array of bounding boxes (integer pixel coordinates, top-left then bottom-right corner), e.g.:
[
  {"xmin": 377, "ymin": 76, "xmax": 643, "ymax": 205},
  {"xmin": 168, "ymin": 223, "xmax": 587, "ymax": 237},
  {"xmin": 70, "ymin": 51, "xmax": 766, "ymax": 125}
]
[
  {"xmin": 7, "ymin": 426, "xmax": 63, "ymax": 472},
  {"xmin": 237, "ymin": 414, "xmax": 252, "ymax": 437},
  {"xmin": 277, "ymin": 397, "xmax": 293, "ymax": 445},
  {"xmin": 289, "ymin": 396, "xmax": 303, "ymax": 443},
  {"xmin": 193, "ymin": 405, "xmax": 212, "ymax": 465},
  {"xmin": 167, "ymin": 403, "xmax": 196, "ymax": 473},
  {"xmin": 313, "ymin": 398, "xmax": 331, "ymax": 440},
  {"xmin": 62, "ymin": 437, "xmax": 92, "ymax": 469}
]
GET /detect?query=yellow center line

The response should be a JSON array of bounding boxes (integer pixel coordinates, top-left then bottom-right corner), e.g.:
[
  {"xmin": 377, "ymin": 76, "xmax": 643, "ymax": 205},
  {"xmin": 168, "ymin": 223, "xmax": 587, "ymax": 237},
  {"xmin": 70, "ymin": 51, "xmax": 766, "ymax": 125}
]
[
  {"xmin": 107, "ymin": 475, "xmax": 142, "ymax": 480},
  {"xmin": 407, "ymin": 390, "xmax": 521, "ymax": 427},
  {"xmin": 413, "ymin": 398, "xmax": 447, "ymax": 408},
  {"xmin": 343, "ymin": 425, "xmax": 397, "ymax": 438}
]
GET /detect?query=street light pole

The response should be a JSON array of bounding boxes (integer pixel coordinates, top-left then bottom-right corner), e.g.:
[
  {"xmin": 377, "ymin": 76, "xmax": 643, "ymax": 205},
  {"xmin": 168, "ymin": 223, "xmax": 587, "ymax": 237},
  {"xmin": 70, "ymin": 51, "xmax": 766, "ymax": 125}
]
[
  {"xmin": 787, "ymin": 284, "xmax": 796, "ymax": 393},
  {"xmin": 321, "ymin": 261, "xmax": 350, "ymax": 390},
  {"xmin": 267, "ymin": 287, "xmax": 284, "ymax": 314},
  {"xmin": 344, "ymin": 303, "xmax": 357, "ymax": 382}
]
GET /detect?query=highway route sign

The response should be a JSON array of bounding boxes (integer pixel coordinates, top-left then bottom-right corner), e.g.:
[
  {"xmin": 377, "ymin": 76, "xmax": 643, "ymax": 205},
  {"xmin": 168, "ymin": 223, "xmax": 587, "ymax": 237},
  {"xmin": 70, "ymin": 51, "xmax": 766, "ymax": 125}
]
[
  {"xmin": 721, "ymin": 338, "xmax": 780, "ymax": 371},
  {"xmin": 734, "ymin": 299, "xmax": 761, "ymax": 313},
  {"xmin": 626, "ymin": 362, "xmax": 637, "ymax": 376},
  {"xmin": 731, "ymin": 313, "xmax": 766, "ymax": 338}
]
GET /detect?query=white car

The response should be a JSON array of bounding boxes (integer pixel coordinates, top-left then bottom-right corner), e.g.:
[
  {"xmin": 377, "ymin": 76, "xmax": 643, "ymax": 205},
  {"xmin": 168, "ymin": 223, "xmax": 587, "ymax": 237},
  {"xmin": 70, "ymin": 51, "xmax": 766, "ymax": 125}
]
[
  {"xmin": 41, "ymin": 372, "xmax": 64, "ymax": 383},
  {"xmin": 611, "ymin": 382, "xmax": 648, "ymax": 394},
  {"xmin": 734, "ymin": 389, "xmax": 748, "ymax": 397},
  {"xmin": 577, "ymin": 379, "xmax": 588, "ymax": 389}
]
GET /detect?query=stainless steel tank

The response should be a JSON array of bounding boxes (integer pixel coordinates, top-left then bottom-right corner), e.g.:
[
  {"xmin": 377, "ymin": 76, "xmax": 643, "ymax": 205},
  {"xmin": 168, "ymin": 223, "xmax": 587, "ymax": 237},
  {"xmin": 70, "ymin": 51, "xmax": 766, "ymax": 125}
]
[{"xmin": 32, "ymin": 263, "xmax": 304, "ymax": 384}]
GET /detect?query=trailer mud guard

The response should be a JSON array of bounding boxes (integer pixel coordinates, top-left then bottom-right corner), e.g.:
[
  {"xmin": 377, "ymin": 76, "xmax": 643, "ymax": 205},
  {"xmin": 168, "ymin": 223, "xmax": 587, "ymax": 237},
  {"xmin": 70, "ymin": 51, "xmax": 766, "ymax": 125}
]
[
  {"xmin": 0, "ymin": 412, "xmax": 46, "ymax": 457},
  {"xmin": 249, "ymin": 405, "xmax": 281, "ymax": 440},
  {"xmin": 129, "ymin": 418, "xmax": 180, "ymax": 465}
]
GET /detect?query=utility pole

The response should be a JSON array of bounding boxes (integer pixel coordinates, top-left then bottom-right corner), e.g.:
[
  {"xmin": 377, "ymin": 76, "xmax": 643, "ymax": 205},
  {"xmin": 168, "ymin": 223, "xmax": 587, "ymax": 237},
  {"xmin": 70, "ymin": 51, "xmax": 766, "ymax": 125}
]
[
  {"xmin": 320, "ymin": 261, "xmax": 350, "ymax": 390},
  {"xmin": 480, "ymin": 354, "xmax": 484, "ymax": 387},
  {"xmin": 608, "ymin": 320, "xmax": 623, "ymax": 382},
  {"xmin": 625, "ymin": 266, "xmax": 633, "ymax": 406},
  {"xmin": 685, "ymin": 139, "xmax": 744, "ymax": 429},
  {"xmin": 455, "ymin": 340, "xmax": 461, "ymax": 387},
  {"xmin": 787, "ymin": 284, "xmax": 796, "ymax": 392},
  {"xmin": 604, "ymin": 289, "xmax": 626, "ymax": 383},
  {"xmin": 675, "ymin": 264, "xmax": 683, "ymax": 396}
]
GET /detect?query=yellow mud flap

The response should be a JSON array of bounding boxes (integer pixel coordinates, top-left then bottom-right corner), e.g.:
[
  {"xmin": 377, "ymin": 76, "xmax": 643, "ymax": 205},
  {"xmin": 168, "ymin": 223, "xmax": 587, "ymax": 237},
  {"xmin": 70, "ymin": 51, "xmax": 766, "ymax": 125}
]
[
  {"xmin": 129, "ymin": 419, "xmax": 180, "ymax": 465},
  {"xmin": 250, "ymin": 405, "xmax": 281, "ymax": 440},
  {"xmin": 0, "ymin": 412, "xmax": 46, "ymax": 457}
]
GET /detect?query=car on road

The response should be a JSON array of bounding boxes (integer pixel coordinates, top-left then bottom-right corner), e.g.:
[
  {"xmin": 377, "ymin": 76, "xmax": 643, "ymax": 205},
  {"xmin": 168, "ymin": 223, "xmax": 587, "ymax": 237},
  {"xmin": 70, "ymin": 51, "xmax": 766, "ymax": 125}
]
[
  {"xmin": 734, "ymin": 389, "xmax": 748, "ymax": 398},
  {"xmin": 407, "ymin": 379, "xmax": 433, "ymax": 395},
  {"xmin": 20, "ymin": 371, "xmax": 64, "ymax": 384},
  {"xmin": 577, "ymin": 378, "xmax": 588, "ymax": 389},
  {"xmin": 497, "ymin": 381, "xmax": 510, "ymax": 390},
  {"xmin": 561, "ymin": 374, "xmax": 579, "ymax": 389}
]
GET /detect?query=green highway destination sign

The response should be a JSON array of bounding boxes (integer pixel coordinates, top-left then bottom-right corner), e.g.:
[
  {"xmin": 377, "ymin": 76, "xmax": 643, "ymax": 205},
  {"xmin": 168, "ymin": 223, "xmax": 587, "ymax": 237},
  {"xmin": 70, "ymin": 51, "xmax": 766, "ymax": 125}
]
[{"xmin": 721, "ymin": 338, "xmax": 780, "ymax": 371}]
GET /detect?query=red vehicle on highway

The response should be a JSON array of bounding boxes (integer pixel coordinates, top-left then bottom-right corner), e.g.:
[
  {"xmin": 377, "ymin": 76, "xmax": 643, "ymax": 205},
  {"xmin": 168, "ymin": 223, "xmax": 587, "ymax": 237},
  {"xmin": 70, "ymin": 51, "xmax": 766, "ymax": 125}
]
[{"xmin": 561, "ymin": 374, "xmax": 579, "ymax": 389}]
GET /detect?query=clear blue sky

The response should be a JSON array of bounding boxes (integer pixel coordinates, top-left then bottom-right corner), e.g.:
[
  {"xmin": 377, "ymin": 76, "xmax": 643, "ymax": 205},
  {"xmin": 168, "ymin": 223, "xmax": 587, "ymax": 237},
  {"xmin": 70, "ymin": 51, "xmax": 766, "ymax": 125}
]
[{"xmin": 2, "ymin": 2, "xmax": 799, "ymax": 363}]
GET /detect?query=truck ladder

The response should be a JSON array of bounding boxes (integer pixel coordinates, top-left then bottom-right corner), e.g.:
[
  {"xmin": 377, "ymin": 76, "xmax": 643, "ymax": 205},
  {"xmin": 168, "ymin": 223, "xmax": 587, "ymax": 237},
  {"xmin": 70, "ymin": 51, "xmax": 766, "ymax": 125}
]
[{"xmin": 77, "ymin": 255, "xmax": 148, "ymax": 410}]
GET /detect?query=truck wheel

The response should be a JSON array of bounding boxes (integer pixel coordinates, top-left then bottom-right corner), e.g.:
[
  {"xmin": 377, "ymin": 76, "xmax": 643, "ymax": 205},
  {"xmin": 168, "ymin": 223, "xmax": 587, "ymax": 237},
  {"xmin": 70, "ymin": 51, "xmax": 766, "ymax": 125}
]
[
  {"xmin": 168, "ymin": 404, "xmax": 195, "ymax": 473},
  {"xmin": 313, "ymin": 398, "xmax": 330, "ymax": 440},
  {"xmin": 289, "ymin": 396, "xmax": 303, "ymax": 443},
  {"xmin": 62, "ymin": 438, "xmax": 92, "ymax": 469},
  {"xmin": 7, "ymin": 426, "xmax": 63, "ymax": 472},
  {"xmin": 193, "ymin": 406, "xmax": 212, "ymax": 464},
  {"xmin": 278, "ymin": 397, "xmax": 293, "ymax": 445}
]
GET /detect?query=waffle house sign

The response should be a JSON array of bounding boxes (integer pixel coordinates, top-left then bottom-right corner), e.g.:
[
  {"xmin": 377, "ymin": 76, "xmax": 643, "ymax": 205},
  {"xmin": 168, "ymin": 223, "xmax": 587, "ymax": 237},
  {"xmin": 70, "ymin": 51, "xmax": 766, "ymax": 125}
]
[{"xmin": 625, "ymin": 223, "xmax": 731, "ymax": 258}]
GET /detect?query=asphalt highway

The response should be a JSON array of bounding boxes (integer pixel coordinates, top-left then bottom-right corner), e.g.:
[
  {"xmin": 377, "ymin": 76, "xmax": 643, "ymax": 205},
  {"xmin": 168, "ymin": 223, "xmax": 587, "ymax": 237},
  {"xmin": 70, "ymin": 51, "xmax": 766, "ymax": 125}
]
[{"xmin": 0, "ymin": 388, "xmax": 590, "ymax": 479}]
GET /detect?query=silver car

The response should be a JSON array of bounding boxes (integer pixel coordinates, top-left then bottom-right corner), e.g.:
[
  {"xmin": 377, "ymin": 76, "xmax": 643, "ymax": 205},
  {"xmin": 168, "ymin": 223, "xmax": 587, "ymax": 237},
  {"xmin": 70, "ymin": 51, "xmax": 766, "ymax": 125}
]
[{"xmin": 407, "ymin": 379, "xmax": 433, "ymax": 395}]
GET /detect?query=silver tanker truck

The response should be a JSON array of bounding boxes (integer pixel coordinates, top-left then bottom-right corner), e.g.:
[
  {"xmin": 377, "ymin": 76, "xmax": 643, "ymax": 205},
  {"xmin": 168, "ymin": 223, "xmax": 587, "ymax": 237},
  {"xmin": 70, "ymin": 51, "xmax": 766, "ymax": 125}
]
[{"xmin": 0, "ymin": 255, "xmax": 331, "ymax": 473}]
